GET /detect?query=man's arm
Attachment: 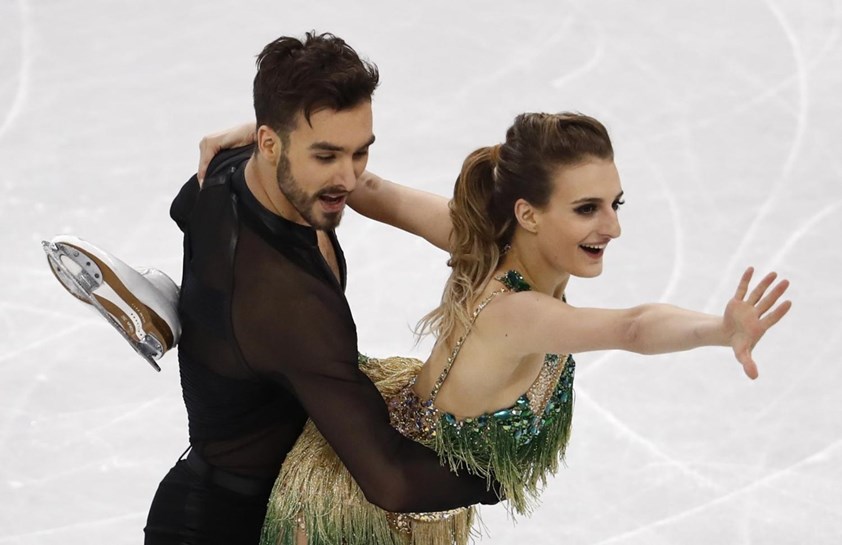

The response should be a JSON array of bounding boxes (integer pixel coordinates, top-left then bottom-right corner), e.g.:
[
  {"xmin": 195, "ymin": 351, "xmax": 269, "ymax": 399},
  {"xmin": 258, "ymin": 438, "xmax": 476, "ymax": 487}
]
[
  {"xmin": 233, "ymin": 269, "xmax": 500, "ymax": 513},
  {"xmin": 347, "ymin": 171, "xmax": 452, "ymax": 252}
]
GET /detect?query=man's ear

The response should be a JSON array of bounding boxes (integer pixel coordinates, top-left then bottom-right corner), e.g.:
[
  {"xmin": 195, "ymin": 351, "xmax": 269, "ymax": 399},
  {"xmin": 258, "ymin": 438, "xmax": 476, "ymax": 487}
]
[
  {"xmin": 513, "ymin": 198, "xmax": 539, "ymax": 233},
  {"xmin": 256, "ymin": 125, "xmax": 283, "ymax": 162}
]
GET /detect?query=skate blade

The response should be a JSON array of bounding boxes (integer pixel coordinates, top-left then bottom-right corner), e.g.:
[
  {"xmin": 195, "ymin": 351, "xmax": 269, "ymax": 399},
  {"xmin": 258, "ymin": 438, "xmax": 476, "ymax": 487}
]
[{"xmin": 42, "ymin": 240, "xmax": 162, "ymax": 372}]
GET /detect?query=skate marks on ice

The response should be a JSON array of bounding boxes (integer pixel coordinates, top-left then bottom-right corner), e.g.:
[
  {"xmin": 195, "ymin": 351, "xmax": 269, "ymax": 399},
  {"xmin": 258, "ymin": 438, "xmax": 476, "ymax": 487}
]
[{"xmin": 0, "ymin": 0, "xmax": 31, "ymax": 141}]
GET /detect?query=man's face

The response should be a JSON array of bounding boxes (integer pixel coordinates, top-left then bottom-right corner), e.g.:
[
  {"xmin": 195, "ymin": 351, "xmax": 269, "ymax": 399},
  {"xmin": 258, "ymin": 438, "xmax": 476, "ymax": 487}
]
[{"xmin": 277, "ymin": 101, "xmax": 374, "ymax": 230}]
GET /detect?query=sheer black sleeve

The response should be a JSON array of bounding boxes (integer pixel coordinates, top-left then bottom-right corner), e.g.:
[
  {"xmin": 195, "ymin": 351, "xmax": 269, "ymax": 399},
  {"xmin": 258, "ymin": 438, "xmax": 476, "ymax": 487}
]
[{"xmin": 231, "ymin": 228, "xmax": 500, "ymax": 513}]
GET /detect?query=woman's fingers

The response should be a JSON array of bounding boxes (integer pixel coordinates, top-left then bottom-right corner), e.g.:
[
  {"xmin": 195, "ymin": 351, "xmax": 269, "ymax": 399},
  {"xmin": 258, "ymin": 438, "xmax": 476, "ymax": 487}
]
[
  {"xmin": 728, "ymin": 269, "xmax": 791, "ymax": 380},
  {"xmin": 736, "ymin": 340, "xmax": 758, "ymax": 379},
  {"xmin": 197, "ymin": 138, "xmax": 221, "ymax": 185},
  {"xmin": 743, "ymin": 359, "xmax": 759, "ymax": 380},
  {"xmin": 736, "ymin": 342, "xmax": 759, "ymax": 379},
  {"xmin": 761, "ymin": 299, "xmax": 793, "ymax": 330},
  {"xmin": 756, "ymin": 279, "xmax": 790, "ymax": 315},
  {"xmin": 746, "ymin": 271, "xmax": 778, "ymax": 305},
  {"xmin": 196, "ymin": 123, "xmax": 256, "ymax": 184},
  {"xmin": 734, "ymin": 267, "xmax": 754, "ymax": 300}
]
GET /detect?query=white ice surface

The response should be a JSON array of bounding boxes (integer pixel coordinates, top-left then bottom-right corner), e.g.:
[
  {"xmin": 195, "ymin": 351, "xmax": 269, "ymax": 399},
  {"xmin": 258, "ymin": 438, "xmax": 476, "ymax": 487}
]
[{"xmin": 1, "ymin": 1, "xmax": 841, "ymax": 544}]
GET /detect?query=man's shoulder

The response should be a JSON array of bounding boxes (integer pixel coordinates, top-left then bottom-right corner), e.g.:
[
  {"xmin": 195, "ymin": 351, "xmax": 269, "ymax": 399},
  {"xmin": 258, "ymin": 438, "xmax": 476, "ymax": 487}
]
[
  {"xmin": 204, "ymin": 144, "xmax": 254, "ymax": 185},
  {"xmin": 171, "ymin": 145, "xmax": 253, "ymax": 229}
]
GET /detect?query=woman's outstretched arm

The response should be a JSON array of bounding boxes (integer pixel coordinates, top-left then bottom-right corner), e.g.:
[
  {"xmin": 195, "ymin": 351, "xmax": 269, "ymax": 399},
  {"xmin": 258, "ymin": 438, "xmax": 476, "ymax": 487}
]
[{"xmin": 490, "ymin": 267, "xmax": 791, "ymax": 379}]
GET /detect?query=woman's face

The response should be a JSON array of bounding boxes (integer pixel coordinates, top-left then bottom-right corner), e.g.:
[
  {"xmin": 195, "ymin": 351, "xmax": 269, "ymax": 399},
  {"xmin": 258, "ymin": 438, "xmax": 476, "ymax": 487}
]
[{"xmin": 531, "ymin": 157, "xmax": 624, "ymax": 278}]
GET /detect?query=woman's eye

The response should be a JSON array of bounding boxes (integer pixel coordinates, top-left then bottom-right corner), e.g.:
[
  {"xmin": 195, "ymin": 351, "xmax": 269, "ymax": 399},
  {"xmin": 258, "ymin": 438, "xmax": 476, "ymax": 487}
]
[
  {"xmin": 315, "ymin": 155, "xmax": 335, "ymax": 163},
  {"xmin": 575, "ymin": 204, "xmax": 597, "ymax": 215},
  {"xmin": 612, "ymin": 199, "xmax": 626, "ymax": 211}
]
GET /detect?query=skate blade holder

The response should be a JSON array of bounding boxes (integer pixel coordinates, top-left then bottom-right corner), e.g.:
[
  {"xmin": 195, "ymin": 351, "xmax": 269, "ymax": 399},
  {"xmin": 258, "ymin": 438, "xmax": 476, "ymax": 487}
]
[{"xmin": 42, "ymin": 240, "xmax": 163, "ymax": 372}]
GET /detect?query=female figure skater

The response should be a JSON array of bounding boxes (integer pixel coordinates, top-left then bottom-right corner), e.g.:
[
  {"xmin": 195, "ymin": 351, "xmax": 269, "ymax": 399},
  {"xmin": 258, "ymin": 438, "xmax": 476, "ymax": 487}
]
[
  {"xmin": 253, "ymin": 112, "xmax": 790, "ymax": 544},
  {"xmin": 43, "ymin": 113, "xmax": 790, "ymax": 545}
]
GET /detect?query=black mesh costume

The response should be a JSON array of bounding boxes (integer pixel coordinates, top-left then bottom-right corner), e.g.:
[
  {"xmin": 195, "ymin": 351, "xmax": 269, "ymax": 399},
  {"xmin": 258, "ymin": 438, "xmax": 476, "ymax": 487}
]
[{"xmin": 143, "ymin": 146, "xmax": 498, "ymax": 544}]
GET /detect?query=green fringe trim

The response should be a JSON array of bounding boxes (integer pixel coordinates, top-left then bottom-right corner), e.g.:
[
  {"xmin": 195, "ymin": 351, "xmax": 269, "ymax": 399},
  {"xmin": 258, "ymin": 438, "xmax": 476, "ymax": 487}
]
[
  {"xmin": 429, "ymin": 358, "xmax": 575, "ymax": 516},
  {"xmin": 260, "ymin": 354, "xmax": 575, "ymax": 544}
]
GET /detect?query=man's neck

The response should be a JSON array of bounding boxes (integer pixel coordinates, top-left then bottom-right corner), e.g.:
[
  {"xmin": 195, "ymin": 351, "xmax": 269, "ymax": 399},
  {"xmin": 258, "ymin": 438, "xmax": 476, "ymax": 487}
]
[{"xmin": 244, "ymin": 157, "xmax": 306, "ymax": 225}]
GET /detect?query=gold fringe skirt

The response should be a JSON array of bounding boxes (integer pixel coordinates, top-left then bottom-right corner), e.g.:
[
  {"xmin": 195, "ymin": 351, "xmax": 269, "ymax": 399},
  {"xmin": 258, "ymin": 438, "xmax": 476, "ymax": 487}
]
[{"xmin": 260, "ymin": 356, "xmax": 475, "ymax": 545}]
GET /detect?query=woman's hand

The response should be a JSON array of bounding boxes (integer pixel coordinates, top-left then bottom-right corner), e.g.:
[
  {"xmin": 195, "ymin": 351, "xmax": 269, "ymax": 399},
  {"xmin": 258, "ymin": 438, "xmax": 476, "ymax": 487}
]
[
  {"xmin": 723, "ymin": 267, "xmax": 792, "ymax": 379},
  {"xmin": 197, "ymin": 122, "xmax": 256, "ymax": 185}
]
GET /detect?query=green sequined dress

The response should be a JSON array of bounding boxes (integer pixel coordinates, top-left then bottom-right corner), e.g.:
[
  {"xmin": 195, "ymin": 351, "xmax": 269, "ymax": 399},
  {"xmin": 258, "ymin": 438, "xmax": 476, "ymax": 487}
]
[{"xmin": 261, "ymin": 271, "xmax": 576, "ymax": 545}]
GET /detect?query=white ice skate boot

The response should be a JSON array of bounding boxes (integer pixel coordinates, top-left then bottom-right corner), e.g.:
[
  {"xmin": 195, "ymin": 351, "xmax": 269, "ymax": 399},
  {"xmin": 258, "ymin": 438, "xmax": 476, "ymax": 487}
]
[{"xmin": 42, "ymin": 235, "xmax": 181, "ymax": 371}]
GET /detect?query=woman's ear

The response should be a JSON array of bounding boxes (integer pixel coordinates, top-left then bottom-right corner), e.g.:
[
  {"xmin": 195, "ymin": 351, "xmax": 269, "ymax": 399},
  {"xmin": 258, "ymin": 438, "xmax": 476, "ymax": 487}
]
[{"xmin": 513, "ymin": 198, "xmax": 539, "ymax": 233}]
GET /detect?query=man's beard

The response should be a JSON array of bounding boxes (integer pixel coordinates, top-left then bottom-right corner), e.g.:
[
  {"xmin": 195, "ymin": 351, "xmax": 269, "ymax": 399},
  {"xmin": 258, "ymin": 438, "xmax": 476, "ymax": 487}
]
[{"xmin": 276, "ymin": 152, "xmax": 343, "ymax": 230}]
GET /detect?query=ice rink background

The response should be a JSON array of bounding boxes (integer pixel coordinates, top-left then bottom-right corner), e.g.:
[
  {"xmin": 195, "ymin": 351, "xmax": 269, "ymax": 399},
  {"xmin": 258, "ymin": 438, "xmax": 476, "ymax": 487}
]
[{"xmin": 1, "ymin": 0, "xmax": 841, "ymax": 543}]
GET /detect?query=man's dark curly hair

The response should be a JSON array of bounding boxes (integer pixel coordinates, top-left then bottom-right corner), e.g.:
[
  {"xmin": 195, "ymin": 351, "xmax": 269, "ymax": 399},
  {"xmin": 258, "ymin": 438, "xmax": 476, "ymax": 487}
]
[{"xmin": 253, "ymin": 32, "xmax": 380, "ymax": 135}]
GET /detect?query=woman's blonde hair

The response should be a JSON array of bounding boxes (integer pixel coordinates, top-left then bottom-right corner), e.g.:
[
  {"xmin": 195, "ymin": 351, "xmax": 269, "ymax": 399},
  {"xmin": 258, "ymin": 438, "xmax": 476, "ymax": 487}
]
[{"xmin": 417, "ymin": 112, "xmax": 614, "ymax": 344}]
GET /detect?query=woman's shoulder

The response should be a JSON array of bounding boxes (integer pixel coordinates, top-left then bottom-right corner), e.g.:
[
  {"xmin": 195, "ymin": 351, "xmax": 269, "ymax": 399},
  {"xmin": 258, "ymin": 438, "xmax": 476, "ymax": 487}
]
[{"xmin": 477, "ymin": 288, "xmax": 564, "ymax": 328}]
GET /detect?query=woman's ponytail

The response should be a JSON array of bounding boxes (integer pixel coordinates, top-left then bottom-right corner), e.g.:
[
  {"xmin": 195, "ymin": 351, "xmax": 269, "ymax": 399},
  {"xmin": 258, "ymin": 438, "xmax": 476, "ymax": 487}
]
[{"xmin": 417, "ymin": 145, "xmax": 508, "ymax": 343}]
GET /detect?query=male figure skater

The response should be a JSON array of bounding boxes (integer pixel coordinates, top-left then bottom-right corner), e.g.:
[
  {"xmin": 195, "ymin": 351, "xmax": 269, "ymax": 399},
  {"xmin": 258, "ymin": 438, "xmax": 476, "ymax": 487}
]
[{"xmin": 45, "ymin": 32, "xmax": 497, "ymax": 544}]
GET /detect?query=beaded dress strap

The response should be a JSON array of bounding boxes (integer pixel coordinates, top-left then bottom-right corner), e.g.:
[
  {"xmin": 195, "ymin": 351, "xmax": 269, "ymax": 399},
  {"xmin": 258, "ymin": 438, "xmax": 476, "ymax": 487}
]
[{"xmin": 427, "ymin": 286, "xmax": 510, "ymax": 403}]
